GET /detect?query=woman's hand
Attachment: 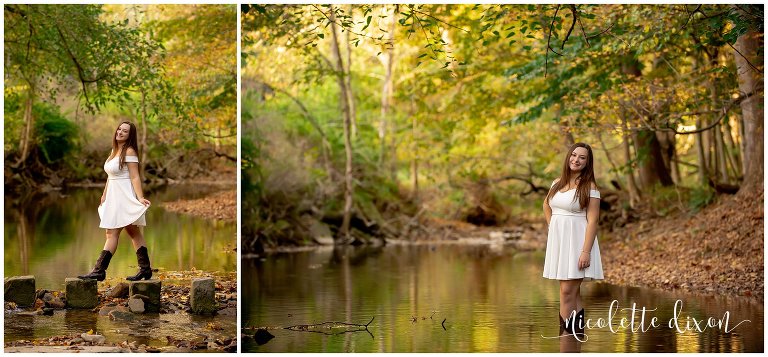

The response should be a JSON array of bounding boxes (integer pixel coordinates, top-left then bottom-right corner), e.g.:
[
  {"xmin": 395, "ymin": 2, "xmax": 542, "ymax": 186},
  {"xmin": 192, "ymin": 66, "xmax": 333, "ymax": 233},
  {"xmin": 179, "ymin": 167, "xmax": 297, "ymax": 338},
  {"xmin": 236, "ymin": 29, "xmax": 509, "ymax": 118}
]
[
  {"xmin": 578, "ymin": 251, "xmax": 591, "ymax": 270},
  {"xmin": 139, "ymin": 197, "xmax": 151, "ymax": 207},
  {"xmin": 100, "ymin": 195, "xmax": 106, "ymax": 205}
]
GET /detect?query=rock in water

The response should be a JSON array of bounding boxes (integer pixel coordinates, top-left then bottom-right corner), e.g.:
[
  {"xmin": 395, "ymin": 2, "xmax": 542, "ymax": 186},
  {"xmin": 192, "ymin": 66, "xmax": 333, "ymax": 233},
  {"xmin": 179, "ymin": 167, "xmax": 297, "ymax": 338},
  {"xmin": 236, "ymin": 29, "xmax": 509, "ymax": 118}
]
[
  {"xmin": 42, "ymin": 292, "xmax": 66, "ymax": 309},
  {"xmin": 65, "ymin": 278, "xmax": 98, "ymax": 309},
  {"xmin": 107, "ymin": 283, "xmax": 130, "ymax": 298},
  {"xmin": 128, "ymin": 297, "xmax": 145, "ymax": 314},
  {"xmin": 254, "ymin": 329, "xmax": 274, "ymax": 346},
  {"xmin": 190, "ymin": 278, "xmax": 217, "ymax": 315},
  {"xmin": 4, "ymin": 276, "xmax": 36, "ymax": 307},
  {"xmin": 108, "ymin": 310, "xmax": 135, "ymax": 322},
  {"xmin": 80, "ymin": 333, "xmax": 106, "ymax": 345},
  {"xmin": 128, "ymin": 280, "xmax": 161, "ymax": 313},
  {"xmin": 98, "ymin": 306, "xmax": 117, "ymax": 316}
]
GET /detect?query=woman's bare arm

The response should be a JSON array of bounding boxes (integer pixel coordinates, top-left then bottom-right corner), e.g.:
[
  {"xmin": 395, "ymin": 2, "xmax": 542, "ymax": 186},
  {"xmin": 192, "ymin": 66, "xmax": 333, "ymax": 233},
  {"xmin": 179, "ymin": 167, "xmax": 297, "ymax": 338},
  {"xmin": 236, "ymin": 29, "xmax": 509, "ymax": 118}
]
[
  {"xmin": 578, "ymin": 186, "xmax": 600, "ymax": 269},
  {"xmin": 126, "ymin": 148, "xmax": 149, "ymax": 206}
]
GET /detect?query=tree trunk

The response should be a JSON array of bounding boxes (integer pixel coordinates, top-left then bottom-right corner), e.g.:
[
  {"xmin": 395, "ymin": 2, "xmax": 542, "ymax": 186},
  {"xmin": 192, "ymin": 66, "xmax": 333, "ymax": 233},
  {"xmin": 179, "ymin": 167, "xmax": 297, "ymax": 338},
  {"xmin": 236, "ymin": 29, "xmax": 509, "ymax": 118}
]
[
  {"xmin": 410, "ymin": 93, "xmax": 418, "ymax": 202},
  {"xmin": 706, "ymin": 51, "xmax": 730, "ymax": 184},
  {"xmin": 379, "ymin": 5, "xmax": 396, "ymax": 172},
  {"xmin": 556, "ymin": 104, "xmax": 574, "ymax": 150},
  {"xmin": 722, "ymin": 115, "xmax": 742, "ymax": 180},
  {"xmin": 692, "ymin": 55, "xmax": 710, "ymax": 185},
  {"xmin": 17, "ymin": 85, "xmax": 35, "ymax": 167},
  {"xmin": 732, "ymin": 25, "xmax": 764, "ymax": 196},
  {"xmin": 634, "ymin": 129, "xmax": 675, "ymax": 188},
  {"xmin": 622, "ymin": 56, "xmax": 673, "ymax": 189},
  {"xmin": 343, "ymin": 5, "xmax": 357, "ymax": 140},
  {"xmin": 330, "ymin": 6, "xmax": 355, "ymax": 242},
  {"xmin": 140, "ymin": 89, "xmax": 148, "ymax": 179}
]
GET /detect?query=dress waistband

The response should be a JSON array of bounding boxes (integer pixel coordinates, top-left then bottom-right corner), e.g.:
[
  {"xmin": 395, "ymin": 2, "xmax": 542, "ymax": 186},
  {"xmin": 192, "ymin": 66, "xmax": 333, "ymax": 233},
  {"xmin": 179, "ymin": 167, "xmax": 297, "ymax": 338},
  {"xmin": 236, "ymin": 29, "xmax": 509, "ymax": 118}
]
[
  {"xmin": 108, "ymin": 177, "xmax": 131, "ymax": 180},
  {"xmin": 552, "ymin": 212, "xmax": 587, "ymax": 217}
]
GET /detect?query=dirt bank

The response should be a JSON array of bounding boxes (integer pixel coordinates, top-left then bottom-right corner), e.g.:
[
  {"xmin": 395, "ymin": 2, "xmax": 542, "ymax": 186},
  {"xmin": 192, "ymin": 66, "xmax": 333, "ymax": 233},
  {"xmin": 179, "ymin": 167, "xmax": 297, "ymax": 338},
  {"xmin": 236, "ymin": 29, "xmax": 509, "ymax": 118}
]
[
  {"xmin": 600, "ymin": 189, "xmax": 764, "ymax": 301},
  {"xmin": 161, "ymin": 190, "xmax": 236, "ymax": 222}
]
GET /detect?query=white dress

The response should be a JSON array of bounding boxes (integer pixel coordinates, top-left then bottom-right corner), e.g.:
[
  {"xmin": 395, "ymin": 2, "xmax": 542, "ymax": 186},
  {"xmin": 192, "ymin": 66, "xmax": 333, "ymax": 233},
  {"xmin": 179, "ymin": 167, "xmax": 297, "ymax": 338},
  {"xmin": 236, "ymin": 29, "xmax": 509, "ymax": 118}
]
[
  {"xmin": 98, "ymin": 155, "xmax": 148, "ymax": 229},
  {"xmin": 543, "ymin": 188, "xmax": 604, "ymax": 281}
]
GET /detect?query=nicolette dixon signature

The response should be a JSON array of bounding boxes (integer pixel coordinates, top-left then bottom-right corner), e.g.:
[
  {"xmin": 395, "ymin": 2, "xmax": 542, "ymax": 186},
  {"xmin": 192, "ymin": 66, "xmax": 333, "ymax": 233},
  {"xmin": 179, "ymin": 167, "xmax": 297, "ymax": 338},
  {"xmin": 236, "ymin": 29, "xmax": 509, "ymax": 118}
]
[{"xmin": 543, "ymin": 299, "xmax": 751, "ymax": 342}]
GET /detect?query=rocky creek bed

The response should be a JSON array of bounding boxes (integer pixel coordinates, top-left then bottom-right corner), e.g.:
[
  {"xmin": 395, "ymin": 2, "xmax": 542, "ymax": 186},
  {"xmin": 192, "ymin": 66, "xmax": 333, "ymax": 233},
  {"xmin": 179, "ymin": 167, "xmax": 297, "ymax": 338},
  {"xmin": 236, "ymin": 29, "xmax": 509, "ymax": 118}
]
[{"xmin": 4, "ymin": 270, "xmax": 237, "ymax": 353}]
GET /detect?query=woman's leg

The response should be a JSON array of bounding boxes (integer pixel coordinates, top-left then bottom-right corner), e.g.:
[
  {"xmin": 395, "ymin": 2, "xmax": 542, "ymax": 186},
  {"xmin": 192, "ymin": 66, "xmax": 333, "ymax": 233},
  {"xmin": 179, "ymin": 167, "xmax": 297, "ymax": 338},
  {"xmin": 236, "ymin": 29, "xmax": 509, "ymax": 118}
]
[
  {"xmin": 559, "ymin": 279, "xmax": 583, "ymax": 332},
  {"xmin": 124, "ymin": 225, "xmax": 146, "ymax": 250},
  {"xmin": 103, "ymin": 228, "xmax": 123, "ymax": 254},
  {"xmin": 125, "ymin": 225, "xmax": 152, "ymax": 281},
  {"xmin": 78, "ymin": 228, "xmax": 122, "ymax": 281}
]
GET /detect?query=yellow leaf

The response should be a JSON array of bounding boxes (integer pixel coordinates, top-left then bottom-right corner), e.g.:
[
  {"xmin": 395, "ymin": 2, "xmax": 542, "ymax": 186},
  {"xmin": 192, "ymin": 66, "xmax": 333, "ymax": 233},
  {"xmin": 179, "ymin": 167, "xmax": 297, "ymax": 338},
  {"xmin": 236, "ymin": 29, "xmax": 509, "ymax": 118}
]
[{"xmin": 87, "ymin": 329, "xmax": 94, "ymax": 335}]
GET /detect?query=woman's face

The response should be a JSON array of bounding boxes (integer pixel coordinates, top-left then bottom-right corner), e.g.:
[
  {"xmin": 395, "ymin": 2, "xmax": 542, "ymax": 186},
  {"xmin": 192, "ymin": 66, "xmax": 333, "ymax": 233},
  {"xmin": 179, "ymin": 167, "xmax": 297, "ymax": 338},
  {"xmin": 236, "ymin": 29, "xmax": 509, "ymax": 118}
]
[
  {"xmin": 569, "ymin": 147, "xmax": 589, "ymax": 172},
  {"xmin": 115, "ymin": 123, "xmax": 131, "ymax": 143}
]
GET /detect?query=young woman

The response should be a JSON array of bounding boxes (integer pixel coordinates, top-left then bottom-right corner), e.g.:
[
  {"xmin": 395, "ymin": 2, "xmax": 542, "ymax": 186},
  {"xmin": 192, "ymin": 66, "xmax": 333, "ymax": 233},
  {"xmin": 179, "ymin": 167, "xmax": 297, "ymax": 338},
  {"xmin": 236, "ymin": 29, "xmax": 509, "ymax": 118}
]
[
  {"xmin": 542, "ymin": 143, "xmax": 603, "ymax": 336},
  {"xmin": 79, "ymin": 121, "xmax": 154, "ymax": 282}
]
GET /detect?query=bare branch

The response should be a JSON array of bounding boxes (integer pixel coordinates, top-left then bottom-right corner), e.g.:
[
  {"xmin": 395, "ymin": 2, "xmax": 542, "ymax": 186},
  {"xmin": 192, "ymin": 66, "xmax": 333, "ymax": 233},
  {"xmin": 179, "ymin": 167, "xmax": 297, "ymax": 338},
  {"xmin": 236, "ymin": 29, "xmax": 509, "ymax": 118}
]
[
  {"xmin": 409, "ymin": 8, "xmax": 470, "ymax": 34},
  {"xmin": 561, "ymin": 4, "xmax": 578, "ymax": 51},
  {"xmin": 667, "ymin": 91, "xmax": 758, "ymax": 135},
  {"xmin": 728, "ymin": 41, "xmax": 763, "ymax": 74},
  {"xmin": 545, "ymin": 4, "xmax": 561, "ymax": 78}
]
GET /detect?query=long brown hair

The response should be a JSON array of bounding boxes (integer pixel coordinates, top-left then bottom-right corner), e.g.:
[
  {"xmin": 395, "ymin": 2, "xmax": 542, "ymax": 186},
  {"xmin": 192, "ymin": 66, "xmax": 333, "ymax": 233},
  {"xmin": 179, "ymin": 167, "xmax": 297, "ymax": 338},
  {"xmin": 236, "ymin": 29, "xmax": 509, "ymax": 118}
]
[
  {"xmin": 545, "ymin": 143, "xmax": 597, "ymax": 210},
  {"xmin": 110, "ymin": 121, "xmax": 140, "ymax": 170}
]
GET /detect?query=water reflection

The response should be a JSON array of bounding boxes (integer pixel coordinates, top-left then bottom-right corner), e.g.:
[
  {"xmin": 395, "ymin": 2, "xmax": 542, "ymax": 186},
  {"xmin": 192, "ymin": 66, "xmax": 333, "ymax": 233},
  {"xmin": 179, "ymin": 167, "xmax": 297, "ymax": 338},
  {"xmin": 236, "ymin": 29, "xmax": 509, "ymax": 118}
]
[
  {"xmin": 4, "ymin": 308, "xmax": 235, "ymax": 347},
  {"xmin": 4, "ymin": 185, "xmax": 236, "ymax": 289},
  {"xmin": 243, "ymin": 245, "xmax": 763, "ymax": 352}
]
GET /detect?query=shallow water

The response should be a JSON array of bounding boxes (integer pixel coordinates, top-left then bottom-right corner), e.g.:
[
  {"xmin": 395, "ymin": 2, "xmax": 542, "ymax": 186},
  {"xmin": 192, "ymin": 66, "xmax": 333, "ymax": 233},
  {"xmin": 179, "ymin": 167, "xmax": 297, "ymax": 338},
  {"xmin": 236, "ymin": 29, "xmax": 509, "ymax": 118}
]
[
  {"xmin": 242, "ymin": 244, "xmax": 763, "ymax": 352},
  {"xmin": 4, "ymin": 184, "xmax": 237, "ymax": 345},
  {"xmin": 4, "ymin": 307, "xmax": 237, "ymax": 348},
  {"xmin": 4, "ymin": 184, "xmax": 236, "ymax": 289}
]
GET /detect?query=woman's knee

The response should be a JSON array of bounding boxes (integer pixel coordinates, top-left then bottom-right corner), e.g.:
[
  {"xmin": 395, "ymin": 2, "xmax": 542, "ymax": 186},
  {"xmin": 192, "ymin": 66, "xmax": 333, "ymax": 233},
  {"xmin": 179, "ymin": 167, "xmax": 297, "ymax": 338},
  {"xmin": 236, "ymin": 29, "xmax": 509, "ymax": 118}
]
[
  {"xmin": 560, "ymin": 282, "xmax": 581, "ymax": 297},
  {"xmin": 125, "ymin": 225, "xmax": 143, "ymax": 239},
  {"xmin": 105, "ymin": 229, "xmax": 121, "ymax": 239}
]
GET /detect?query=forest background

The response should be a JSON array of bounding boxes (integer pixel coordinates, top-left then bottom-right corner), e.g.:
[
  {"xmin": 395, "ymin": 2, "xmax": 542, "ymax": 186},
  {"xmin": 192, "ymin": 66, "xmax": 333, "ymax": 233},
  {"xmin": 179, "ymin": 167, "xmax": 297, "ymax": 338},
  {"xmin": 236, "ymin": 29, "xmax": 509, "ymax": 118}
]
[
  {"xmin": 241, "ymin": 4, "xmax": 763, "ymax": 296},
  {"xmin": 4, "ymin": 4, "xmax": 237, "ymax": 192}
]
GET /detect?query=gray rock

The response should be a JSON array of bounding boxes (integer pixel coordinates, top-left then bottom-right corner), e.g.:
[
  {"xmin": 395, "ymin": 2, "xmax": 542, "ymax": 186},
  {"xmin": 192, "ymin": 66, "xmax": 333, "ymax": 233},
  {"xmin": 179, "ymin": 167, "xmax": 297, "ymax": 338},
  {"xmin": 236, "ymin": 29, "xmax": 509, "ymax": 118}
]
[
  {"xmin": 35, "ymin": 289, "xmax": 49, "ymax": 301},
  {"xmin": 308, "ymin": 219, "xmax": 334, "ymax": 245},
  {"xmin": 4, "ymin": 276, "xmax": 36, "ymax": 307},
  {"xmin": 98, "ymin": 306, "xmax": 117, "ymax": 316},
  {"xmin": 108, "ymin": 310, "xmax": 135, "ymax": 322},
  {"xmin": 42, "ymin": 292, "xmax": 66, "ymax": 309},
  {"xmin": 128, "ymin": 297, "xmax": 145, "ymax": 313},
  {"xmin": 107, "ymin": 283, "xmax": 129, "ymax": 298},
  {"xmin": 80, "ymin": 333, "xmax": 106, "ymax": 344},
  {"xmin": 128, "ymin": 280, "xmax": 161, "ymax": 313},
  {"xmin": 17, "ymin": 309, "xmax": 43, "ymax": 316},
  {"xmin": 65, "ymin": 278, "xmax": 98, "ymax": 309},
  {"xmin": 190, "ymin": 278, "xmax": 217, "ymax": 315},
  {"xmin": 71, "ymin": 338, "xmax": 84, "ymax": 344}
]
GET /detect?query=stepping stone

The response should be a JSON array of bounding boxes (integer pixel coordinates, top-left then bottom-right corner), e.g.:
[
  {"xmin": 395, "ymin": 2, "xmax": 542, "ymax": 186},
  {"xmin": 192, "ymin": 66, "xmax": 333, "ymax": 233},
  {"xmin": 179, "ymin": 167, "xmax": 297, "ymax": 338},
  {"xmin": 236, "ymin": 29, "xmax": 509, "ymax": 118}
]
[
  {"xmin": 107, "ymin": 282, "xmax": 129, "ymax": 298},
  {"xmin": 109, "ymin": 310, "xmax": 135, "ymax": 322},
  {"xmin": 190, "ymin": 278, "xmax": 217, "ymax": 315},
  {"xmin": 4, "ymin": 276, "xmax": 35, "ymax": 307},
  {"xmin": 128, "ymin": 280, "xmax": 161, "ymax": 313},
  {"xmin": 65, "ymin": 278, "xmax": 98, "ymax": 309},
  {"xmin": 128, "ymin": 297, "xmax": 145, "ymax": 313}
]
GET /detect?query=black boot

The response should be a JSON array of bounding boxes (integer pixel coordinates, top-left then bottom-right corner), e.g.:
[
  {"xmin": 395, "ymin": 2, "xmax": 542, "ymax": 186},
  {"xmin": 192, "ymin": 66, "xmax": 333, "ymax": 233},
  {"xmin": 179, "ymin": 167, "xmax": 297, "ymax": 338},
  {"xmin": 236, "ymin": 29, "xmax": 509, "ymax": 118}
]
[
  {"xmin": 574, "ymin": 309, "xmax": 585, "ymax": 336},
  {"xmin": 78, "ymin": 250, "xmax": 113, "ymax": 281},
  {"xmin": 560, "ymin": 310, "xmax": 580, "ymax": 336},
  {"xmin": 126, "ymin": 246, "xmax": 152, "ymax": 281},
  {"xmin": 559, "ymin": 313, "xmax": 567, "ymax": 336}
]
